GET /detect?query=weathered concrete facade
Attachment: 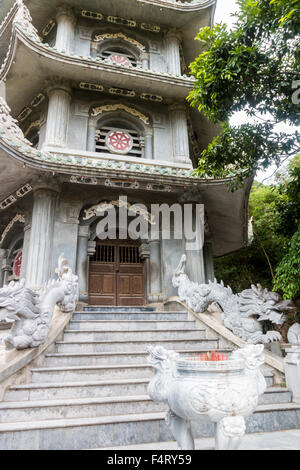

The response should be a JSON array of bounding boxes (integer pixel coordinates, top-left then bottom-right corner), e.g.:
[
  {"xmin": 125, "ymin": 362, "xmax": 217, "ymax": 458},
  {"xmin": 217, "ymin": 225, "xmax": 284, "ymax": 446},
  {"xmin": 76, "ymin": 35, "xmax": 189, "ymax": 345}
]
[{"xmin": 0, "ymin": 0, "xmax": 251, "ymax": 306}]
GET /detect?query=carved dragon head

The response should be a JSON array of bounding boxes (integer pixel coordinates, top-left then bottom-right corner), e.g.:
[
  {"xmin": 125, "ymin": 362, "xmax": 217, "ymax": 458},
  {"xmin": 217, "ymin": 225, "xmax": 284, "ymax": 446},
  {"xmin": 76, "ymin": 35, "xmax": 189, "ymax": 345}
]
[
  {"xmin": 0, "ymin": 280, "xmax": 39, "ymax": 322},
  {"xmin": 147, "ymin": 346, "xmax": 179, "ymax": 402},
  {"xmin": 231, "ymin": 344, "xmax": 266, "ymax": 394},
  {"xmin": 239, "ymin": 284, "xmax": 294, "ymax": 325}
]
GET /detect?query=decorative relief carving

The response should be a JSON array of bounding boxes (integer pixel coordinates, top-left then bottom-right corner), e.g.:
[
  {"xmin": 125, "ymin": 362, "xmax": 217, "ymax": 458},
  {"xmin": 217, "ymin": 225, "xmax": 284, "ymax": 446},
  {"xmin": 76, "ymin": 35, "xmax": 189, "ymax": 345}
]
[
  {"xmin": 81, "ymin": 10, "xmax": 104, "ymax": 21},
  {"xmin": 91, "ymin": 104, "xmax": 149, "ymax": 125},
  {"xmin": 81, "ymin": 9, "xmax": 160, "ymax": 33},
  {"xmin": 42, "ymin": 19, "xmax": 56, "ymax": 37},
  {"xmin": 0, "ymin": 184, "xmax": 32, "ymax": 210},
  {"xmin": 84, "ymin": 199, "xmax": 154, "ymax": 224},
  {"xmin": 17, "ymin": 107, "xmax": 32, "ymax": 122},
  {"xmin": 105, "ymin": 179, "xmax": 139, "ymax": 189},
  {"xmin": 70, "ymin": 176, "xmax": 98, "ymax": 185},
  {"xmin": 94, "ymin": 32, "xmax": 145, "ymax": 52},
  {"xmin": 24, "ymin": 120, "xmax": 42, "ymax": 137},
  {"xmin": 79, "ymin": 82, "xmax": 104, "ymax": 93},
  {"xmin": 30, "ymin": 93, "xmax": 45, "ymax": 108},
  {"xmin": 108, "ymin": 88, "xmax": 136, "ymax": 98},
  {"xmin": 0, "ymin": 214, "xmax": 25, "ymax": 245},
  {"xmin": 140, "ymin": 93, "xmax": 163, "ymax": 103},
  {"xmin": 141, "ymin": 23, "xmax": 160, "ymax": 33}
]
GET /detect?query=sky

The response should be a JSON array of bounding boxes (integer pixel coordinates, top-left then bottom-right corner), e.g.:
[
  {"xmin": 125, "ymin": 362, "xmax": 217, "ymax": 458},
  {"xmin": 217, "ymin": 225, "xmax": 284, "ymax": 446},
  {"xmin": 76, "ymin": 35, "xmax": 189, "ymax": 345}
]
[{"xmin": 212, "ymin": 1, "xmax": 296, "ymax": 184}]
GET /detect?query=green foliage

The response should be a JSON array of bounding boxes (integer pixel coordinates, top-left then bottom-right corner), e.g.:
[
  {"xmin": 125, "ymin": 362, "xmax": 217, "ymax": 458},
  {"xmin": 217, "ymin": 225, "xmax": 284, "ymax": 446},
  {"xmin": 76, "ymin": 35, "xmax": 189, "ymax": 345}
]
[
  {"xmin": 215, "ymin": 157, "xmax": 300, "ymax": 300},
  {"xmin": 273, "ymin": 230, "xmax": 300, "ymax": 299},
  {"xmin": 188, "ymin": 0, "xmax": 300, "ymax": 182},
  {"xmin": 214, "ymin": 181, "xmax": 286, "ymax": 292}
]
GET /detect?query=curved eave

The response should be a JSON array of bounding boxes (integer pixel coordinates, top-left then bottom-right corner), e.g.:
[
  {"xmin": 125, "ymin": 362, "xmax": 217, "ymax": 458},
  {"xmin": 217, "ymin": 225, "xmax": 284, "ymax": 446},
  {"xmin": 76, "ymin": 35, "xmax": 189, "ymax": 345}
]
[
  {"xmin": 2, "ymin": 28, "xmax": 195, "ymax": 113},
  {"xmin": 26, "ymin": 0, "xmax": 216, "ymax": 27},
  {"xmin": 0, "ymin": 141, "xmax": 251, "ymax": 257}
]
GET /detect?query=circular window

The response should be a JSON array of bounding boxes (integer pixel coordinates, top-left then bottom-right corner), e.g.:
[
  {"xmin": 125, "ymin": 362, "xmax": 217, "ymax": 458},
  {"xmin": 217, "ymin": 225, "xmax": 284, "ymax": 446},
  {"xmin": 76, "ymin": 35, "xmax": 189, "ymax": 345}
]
[
  {"xmin": 13, "ymin": 251, "xmax": 22, "ymax": 278},
  {"xmin": 108, "ymin": 54, "xmax": 131, "ymax": 67},
  {"xmin": 105, "ymin": 130, "xmax": 133, "ymax": 155}
]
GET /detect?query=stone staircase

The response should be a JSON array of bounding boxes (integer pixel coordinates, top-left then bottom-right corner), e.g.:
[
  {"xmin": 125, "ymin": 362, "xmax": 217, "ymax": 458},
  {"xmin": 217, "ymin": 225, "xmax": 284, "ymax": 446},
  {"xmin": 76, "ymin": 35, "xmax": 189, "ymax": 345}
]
[{"xmin": 0, "ymin": 306, "xmax": 298, "ymax": 450}]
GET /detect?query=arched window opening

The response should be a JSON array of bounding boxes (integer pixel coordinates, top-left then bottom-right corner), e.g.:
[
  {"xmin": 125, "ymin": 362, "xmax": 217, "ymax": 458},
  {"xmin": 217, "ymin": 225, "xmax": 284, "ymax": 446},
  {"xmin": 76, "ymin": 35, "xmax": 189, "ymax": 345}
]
[
  {"xmin": 100, "ymin": 45, "xmax": 137, "ymax": 67},
  {"xmin": 95, "ymin": 121, "xmax": 143, "ymax": 157}
]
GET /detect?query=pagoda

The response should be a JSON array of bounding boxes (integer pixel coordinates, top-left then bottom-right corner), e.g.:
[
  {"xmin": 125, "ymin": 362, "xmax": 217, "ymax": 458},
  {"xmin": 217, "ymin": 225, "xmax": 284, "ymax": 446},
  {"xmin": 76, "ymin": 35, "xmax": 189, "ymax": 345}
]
[{"xmin": 0, "ymin": 0, "xmax": 251, "ymax": 306}]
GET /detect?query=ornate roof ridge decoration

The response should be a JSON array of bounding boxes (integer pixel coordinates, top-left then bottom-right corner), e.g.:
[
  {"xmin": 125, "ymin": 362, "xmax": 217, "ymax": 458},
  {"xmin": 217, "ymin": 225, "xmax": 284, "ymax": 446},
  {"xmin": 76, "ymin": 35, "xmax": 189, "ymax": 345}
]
[
  {"xmin": 0, "ymin": 214, "xmax": 25, "ymax": 245},
  {"xmin": 0, "ymin": 97, "xmax": 33, "ymax": 147},
  {"xmin": 13, "ymin": 0, "xmax": 41, "ymax": 43},
  {"xmin": 0, "ymin": 1, "xmax": 18, "ymax": 37},
  {"xmin": 81, "ymin": 10, "xmax": 161, "ymax": 34},
  {"xmin": 91, "ymin": 104, "xmax": 150, "ymax": 125},
  {"xmin": 93, "ymin": 33, "xmax": 146, "ymax": 52}
]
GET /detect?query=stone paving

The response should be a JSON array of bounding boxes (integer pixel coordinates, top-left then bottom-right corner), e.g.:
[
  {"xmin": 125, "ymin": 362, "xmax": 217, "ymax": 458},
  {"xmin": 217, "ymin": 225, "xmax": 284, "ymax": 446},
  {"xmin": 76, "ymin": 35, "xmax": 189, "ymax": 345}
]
[{"xmin": 103, "ymin": 429, "xmax": 300, "ymax": 450}]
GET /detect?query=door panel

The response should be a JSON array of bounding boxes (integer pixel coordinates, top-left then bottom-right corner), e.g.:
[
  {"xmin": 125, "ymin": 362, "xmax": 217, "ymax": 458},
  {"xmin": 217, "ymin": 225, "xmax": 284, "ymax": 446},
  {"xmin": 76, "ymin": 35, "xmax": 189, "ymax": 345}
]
[{"xmin": 88, "ymin": 240, "xmax": 145, "ymax": 306}]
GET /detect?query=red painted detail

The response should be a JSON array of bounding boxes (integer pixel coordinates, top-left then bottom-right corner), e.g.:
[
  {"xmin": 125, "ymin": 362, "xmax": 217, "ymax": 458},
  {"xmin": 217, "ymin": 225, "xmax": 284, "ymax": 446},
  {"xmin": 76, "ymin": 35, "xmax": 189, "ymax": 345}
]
[
  {"xmin": 13, "ymin": 252, "xmax": 22, "ymax": 278},
  {"xmin": 108, "ymin": 131, "xmax": 132, "ymax": 152},
  {"xmin": 109, "ymin": 55, "xmax": 131, "ymax": 67}
]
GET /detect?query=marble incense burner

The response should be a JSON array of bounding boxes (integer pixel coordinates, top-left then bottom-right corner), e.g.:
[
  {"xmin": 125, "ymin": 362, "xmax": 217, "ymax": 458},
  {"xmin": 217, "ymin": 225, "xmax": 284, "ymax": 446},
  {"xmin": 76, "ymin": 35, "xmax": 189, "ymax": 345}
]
[{"xmin": 147, "ymin": 344, "xmax": 266, "ymax": 450}]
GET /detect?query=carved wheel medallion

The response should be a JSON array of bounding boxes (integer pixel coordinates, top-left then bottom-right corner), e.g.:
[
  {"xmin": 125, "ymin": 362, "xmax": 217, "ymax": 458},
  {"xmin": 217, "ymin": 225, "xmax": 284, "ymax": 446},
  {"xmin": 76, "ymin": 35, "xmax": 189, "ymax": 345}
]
[
  {"xmin": 13, "ymin": 251, "xmax": 22, "ymax": 278},
  {"xmin": 109, "ymin": 54, "xmax": 131, "ymax": 66},
  {"xmin": 105, "ymin": 130, "xmax": 133, "ymax": 155}
]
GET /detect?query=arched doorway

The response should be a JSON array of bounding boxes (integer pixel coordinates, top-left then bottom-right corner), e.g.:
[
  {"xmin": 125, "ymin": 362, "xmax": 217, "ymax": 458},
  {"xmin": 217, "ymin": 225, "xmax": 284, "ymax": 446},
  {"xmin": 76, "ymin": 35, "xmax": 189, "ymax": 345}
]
[{"xmin": 88, "ymin": 238, "xmax": 145, "ymax": 306}]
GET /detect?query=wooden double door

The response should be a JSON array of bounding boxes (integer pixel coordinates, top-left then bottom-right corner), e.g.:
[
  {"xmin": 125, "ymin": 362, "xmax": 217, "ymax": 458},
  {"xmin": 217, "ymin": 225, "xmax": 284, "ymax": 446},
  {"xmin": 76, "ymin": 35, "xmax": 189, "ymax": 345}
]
[{"xmin": 88, "ymin": 239, "xmax": 145, "ymax": 306}]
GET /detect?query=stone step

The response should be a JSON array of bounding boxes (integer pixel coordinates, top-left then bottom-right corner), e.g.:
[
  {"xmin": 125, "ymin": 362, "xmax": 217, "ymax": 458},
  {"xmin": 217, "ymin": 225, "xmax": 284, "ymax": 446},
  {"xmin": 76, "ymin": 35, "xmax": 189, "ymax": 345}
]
[
  {"xmin": 258, "ymin": 388, "xmax": 292, "ymax": 405},
  {"xmin": 45, "ymin": 348, "xmax": 233, "ymax": 367},
  {"xmin": 73, "ymin": 312, "xmax": 188, "ymax": 321},
  {"xmin": 82, "ymin": 306, "xmax": 156, "ymax": 312},
  {"xmin": 30, "ymin": 364, "xmax": 155, "ymax": 383},
  {"xmin": 56, "ymin": 338, "xmax": 219, "ymax": 353},
  {"xmin": 62, "ymin": 328, "xmax": 205, "ymax": 342},
  {"xmin": 69, "ymin": 320, "xmax": 195, "ymax": 331},
  {"xmin": 5, "ymin": 378, "xmax": 151, "ymax": 402},
  {"xmin": 0, "ymin": 403, "xmax": 300, "ymax": 449},
  {"xmin": 0, "ymin": 395, "xmax": 166, "ymax": 423},
  {"xmin": 31, "ymin": 362, "xmax": 275, "ymax": 387},
  {"xmin": 1, "ymin": 387, "xmax": 291, "ymax": 424}
]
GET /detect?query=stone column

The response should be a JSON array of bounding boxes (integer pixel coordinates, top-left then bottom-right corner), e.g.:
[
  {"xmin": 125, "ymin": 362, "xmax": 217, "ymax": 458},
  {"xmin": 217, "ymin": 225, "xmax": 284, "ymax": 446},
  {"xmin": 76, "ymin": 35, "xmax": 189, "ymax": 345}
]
[
  {"xmin": 139, "ymin": 242, "xmax": 151, "ymax": 303},
  {"xmin": 20, "ymin": 221, "xmax": 31, "ymax": 279},
  {"xmin": 55, "ymin": 4, "xmax": 76, "ymax": 54},
  {"xmin": 204, "ymin": 241, "xmax": 215, "ymax": 282},
  {"xmin": 0, "ymin": 249, "xmax": 7, "ymax": 287},
  {"xmin": 44, "ymin": 80, "xmax": 72, "ymax": 148},
  {"xmin": 2, "ymin": 262, "xmax": 12, "ymax": 286},
  {"xmin": 90, "ymin": 41, "xmax": 98, "ymax": 58},
  {"xmin": 148, "ymin": 240, "xmax": 163, "ymax": 302},
  {"xmin": 87, "ymin": 120, "xmax": 97, "ymax": 152},
  {"xmin": 284, "ymin": 345, "xmax": 300, "ymax": 403},
  {"xmin": 76, "ymin": 225, "xmax": 90, "ymax": 302},
  {"xmin": 144, "ymin": 129, "xmax": 153, "ymax": 159},
  {"xmin": 140, "ymin": 52, "xmax": 150, "ymax": 70},
  {"xmin": 169, "ymin": 103, "xmax": 190, "ymax": 164},
  {"xmin": 165, "ymin": 29, "xmax": 182, "ymax": 76},
  {"xmin": 25, "ymin": 180, "xmax": 60, "ymax": 289}
]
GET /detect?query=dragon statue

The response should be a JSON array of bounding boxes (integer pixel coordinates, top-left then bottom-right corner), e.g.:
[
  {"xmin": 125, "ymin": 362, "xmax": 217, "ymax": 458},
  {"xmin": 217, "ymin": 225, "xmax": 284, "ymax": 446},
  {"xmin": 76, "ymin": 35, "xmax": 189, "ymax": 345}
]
[
  {"xmin": 0, "ymin": 254, "xmax": 78, "ymax": 350},
  {"xmin": 172, "ymin": 254, "xmax": 294, "ymax": 344}
]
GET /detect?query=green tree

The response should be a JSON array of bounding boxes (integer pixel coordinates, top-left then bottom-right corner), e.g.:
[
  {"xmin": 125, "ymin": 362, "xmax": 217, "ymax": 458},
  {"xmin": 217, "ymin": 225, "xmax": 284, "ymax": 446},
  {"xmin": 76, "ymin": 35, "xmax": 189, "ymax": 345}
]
[{"xmin": 188, "ymin": 0, "xmax": 300, "ymax": 185}]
